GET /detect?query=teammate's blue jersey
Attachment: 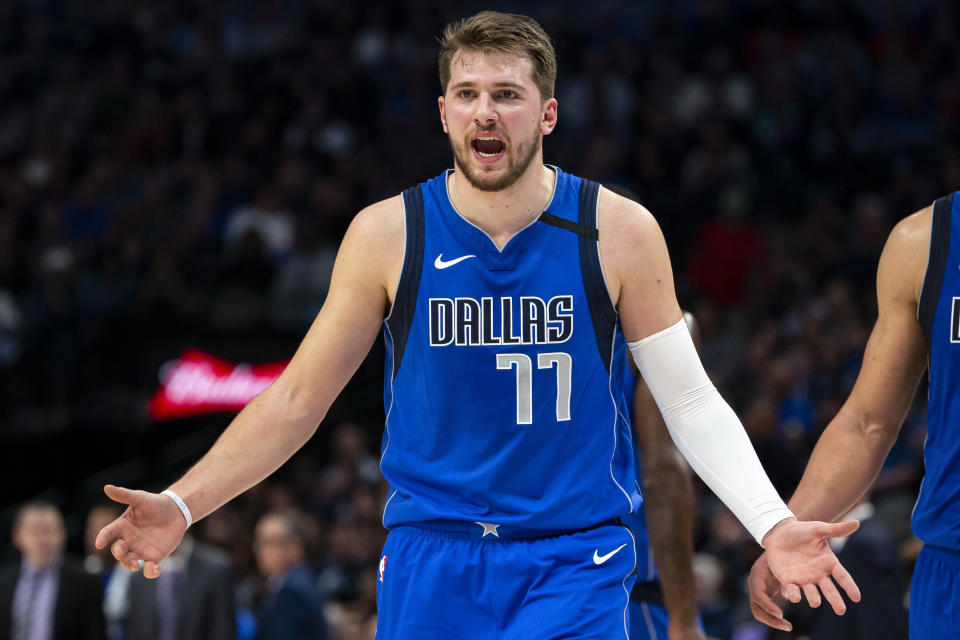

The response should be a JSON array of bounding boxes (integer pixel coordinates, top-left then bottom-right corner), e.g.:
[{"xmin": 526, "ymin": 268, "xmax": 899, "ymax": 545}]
[
  {"xmin": 380, "ymin": 167, "xmax": 641, "ymax": 531},
  {"xmin": 915, "ymin": 191, "xmax": 960, "ymax": 550}
]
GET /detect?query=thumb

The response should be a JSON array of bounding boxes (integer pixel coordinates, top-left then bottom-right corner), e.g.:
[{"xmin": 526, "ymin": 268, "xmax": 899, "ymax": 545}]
[
  {"xmin": 822, "ymin": 519, "xmax": 859, "ymax": 538},
  {"xmin": 103, "ymin": 484, "xmax": 138, "ymax": 506}
]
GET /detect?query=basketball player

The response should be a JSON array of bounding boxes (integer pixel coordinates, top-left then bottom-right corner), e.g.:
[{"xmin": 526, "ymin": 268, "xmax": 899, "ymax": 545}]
[
  {"xmin": 96, "ymin": 12, "xmax": 860, "ymax": 638},
  {"xmin": 746, "ymin": 194, "xmax": 958, "ymax": 638},
  {"xmin": 624, "ymin": 312, "xmax": 705, "ymax": 640}
]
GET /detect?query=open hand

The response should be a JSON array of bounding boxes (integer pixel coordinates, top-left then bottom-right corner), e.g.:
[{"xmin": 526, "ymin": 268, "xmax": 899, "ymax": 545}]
[
  {"xmin": 762, "ymin": 518, "xmax": 860, "ymax": 616},
  {"xmin": 747, "ymin": 551, "xmax": 791, "ymax": 631},
  {"xmin": 94, "ymin": 485, "xmax": 188, "ymax": 578}
]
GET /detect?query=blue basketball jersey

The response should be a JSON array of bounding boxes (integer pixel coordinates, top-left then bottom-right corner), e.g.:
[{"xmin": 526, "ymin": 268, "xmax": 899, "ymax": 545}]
[
  {"xmin": 380, "ymin": 167, "xmax": 641, "ymax": 531},
  {"xmin": 914, "ymin": 191, "xmax": 960, "ymax": 550}
]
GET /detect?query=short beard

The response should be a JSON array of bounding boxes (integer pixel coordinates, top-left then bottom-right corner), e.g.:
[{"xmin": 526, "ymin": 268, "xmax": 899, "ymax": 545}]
[{"xmin": 449, "ymin": 129, "xmax": 542, "ymax": 192}]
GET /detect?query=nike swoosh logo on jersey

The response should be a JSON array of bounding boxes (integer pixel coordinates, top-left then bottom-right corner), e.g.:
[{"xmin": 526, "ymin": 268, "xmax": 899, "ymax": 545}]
[
  {"xmin": 593, "ymin": 543, "xmax": 628, "ymax": 565},
  {"xmin": 434, "ymin": 253, "xmax": 476, "ymax": 269}
]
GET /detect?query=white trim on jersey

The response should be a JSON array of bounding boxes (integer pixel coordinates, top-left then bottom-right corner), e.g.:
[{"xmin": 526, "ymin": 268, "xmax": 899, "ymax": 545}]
[
  {"xmin": 607, "ymin": 325, "xmax": 636, "ymax": 513},
  {"xmin": 621, "ymin": 524, "xmax": 638, "ymax": 640},
  {"xmin": 442, "ymin": 167, "xmax": 560, "ymax": 252}
]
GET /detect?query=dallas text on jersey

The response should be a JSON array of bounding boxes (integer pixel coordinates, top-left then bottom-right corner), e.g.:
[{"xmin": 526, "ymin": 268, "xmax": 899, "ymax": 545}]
[{"xmin": 429, "ymin": 295, "xmax": 574, "ymax": 347}]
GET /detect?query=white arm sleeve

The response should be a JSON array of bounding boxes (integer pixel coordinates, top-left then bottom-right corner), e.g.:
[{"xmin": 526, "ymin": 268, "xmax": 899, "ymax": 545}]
[{"xmin": 628, "ymin": 319, "xmax": 794, "ymax": 544}]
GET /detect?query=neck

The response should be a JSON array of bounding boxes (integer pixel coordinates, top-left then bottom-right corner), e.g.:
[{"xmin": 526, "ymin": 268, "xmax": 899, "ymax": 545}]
[
  {"xmin": 23, "ymin": 554, "xmax": 60, "ymax": 572},
  {"xmin": 447, "ymin": 163, "xmax": 555, "ymax": 247}
]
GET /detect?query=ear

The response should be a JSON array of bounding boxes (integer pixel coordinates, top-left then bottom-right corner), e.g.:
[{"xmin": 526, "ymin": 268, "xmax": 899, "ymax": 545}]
[
  {"xmin": 438, "ymin": 96, "xmax": 448, "ymax": 134},
  {"xmin": 540, "ymin": 98, "xmax": 558, "ymax": 136}
]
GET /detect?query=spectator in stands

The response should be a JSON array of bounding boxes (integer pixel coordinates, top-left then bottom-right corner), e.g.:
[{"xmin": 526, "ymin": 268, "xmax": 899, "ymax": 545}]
[
  {"xmin": 0, "ymin": 502, "xmax": 105, "ymax": 640},
  {"xmin": 126, "ymin": 534, "xmax": 235, "ymax": 640},
  {"xmin": 252, "ymin": 510, "xmax": 326, "ymax": 640},
  {"xmin": 84, "ymin": 503, "xmax": 129, "ymax": 640}
]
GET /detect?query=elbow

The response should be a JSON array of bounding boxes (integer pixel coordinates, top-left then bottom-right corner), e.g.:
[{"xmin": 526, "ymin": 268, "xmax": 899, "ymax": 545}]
[
  {"xmin": 258, "ymin": 378, "xmax": 326, "ymax": 431},
  {"xmin": 840, "ymin": 405, "xmax": 900, "ymax": 448}
]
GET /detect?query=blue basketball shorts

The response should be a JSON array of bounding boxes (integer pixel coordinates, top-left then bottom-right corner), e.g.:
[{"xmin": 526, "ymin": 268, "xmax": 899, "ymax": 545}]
[
  {"xmin": 910, "ymin": 544, "xmax": 960, "ymax": 639},
  {"xmin": 375, "ymin": 520, "xmax": 638, "ymax": 639}
]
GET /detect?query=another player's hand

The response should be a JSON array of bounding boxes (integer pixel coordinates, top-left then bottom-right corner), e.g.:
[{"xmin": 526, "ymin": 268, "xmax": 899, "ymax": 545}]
[
  {"xmin": 761, "ymin": 518, "xmax": 860, "ymax": 616},
  {"xmin": 747, "ymin": 551, "xmax": 791, "ymax": 631},
  {"xmin": 94, "ymin": 484, "xmax": 187, "ymax": 578}
]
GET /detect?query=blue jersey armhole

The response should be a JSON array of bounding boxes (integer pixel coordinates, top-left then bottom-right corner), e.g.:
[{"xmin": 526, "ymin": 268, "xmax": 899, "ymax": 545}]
[
  {"xmin": 577, "ymin": 179, "xmax": 618, "ymax": 370},
  {"xmin": 919, "ymin": 193, "xmax": 954, "ymax": 348},
  {"xmin": 386, "ymin": 185, "xmax": 425, "ymax": 378}
]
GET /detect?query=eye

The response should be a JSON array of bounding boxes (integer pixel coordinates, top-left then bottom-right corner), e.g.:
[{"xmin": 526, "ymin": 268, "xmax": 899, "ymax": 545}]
[
  {"xmin": 458, "ymin": 89, "xmax": 474, "ymax": 99},
  {"xmin": 499, "ymin": 90, "xmax": 517, "ymax": 99}
]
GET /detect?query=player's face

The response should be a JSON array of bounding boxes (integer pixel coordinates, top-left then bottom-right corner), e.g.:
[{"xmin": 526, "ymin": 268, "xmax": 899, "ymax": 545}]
[{"xmin": 439, "ymin": 50, "xmax": 557, "ymax": 192}]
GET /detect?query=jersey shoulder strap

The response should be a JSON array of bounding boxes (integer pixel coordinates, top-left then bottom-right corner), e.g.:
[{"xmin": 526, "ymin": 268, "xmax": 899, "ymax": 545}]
[
  {"xmin": 918, "ymin": 192, "xmax": 954, "ymax": 347},
  {"xmin": 386, "ymin": 185, "xmax": 426, "ymax": 378}
]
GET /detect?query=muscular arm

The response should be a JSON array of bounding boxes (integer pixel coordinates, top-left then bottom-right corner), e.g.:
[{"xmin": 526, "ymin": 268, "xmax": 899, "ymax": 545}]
[
  {"xmin": 748, "ymin": 207, "xmax": 931, "ymax": 630},
  {"xmin": 788, "ymin": 209, "xmax": 930, "ymax": 522},
  {"xmin": 600, "ymin": 189, "xmax": 790, "ymax": 542},
  {"xmin": 96, "ymin": 198, "xmax": 404, "ymax": 573},
  {"xmin": 168, "ymin": 198, "xmax": 402, "ymax": 520},
  {"xmin": 602, "ymin": 188, "xmax": 860, "ymax": 615},
  {"xmin": 633, "ymin": 375, "xmax": 701, "ymax": 635}
]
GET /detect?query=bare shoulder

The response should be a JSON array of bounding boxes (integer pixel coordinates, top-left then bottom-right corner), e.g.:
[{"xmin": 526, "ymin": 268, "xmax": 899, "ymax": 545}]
[
  {"xmin": 597, "ymin": 186, "xmax": 661, "ymax": 242},
  {"xmin": 348, "ymin": 194, "xmax": 405, "ymax": 247},
  {"xmin": 880, "ymin": 205, "xmax": 931, "ymax": 305},
  {"xmin": 596, "ymin": 186, "xmax": 682, "ymax": 337},
  {"xmin": 596, "ymin": 187, "xmax": 666, "ymax": 291},
  {"xmin": 887, "ymin": 205, "xmax": 931, "ymax": 256},
  {"xmin": 334, "ymin": 194, "xmax": 406, "ymax": 305}
]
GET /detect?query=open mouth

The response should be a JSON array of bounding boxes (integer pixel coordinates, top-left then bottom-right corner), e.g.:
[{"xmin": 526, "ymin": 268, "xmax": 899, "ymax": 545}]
[{"xmin": 471, "ymin": 136, "xmax": 506, "ymax": 159}]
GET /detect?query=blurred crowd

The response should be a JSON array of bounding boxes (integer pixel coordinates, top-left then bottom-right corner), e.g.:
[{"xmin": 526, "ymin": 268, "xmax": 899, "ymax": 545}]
[{"xmin": 3, "ymin": 0, "xmax": 959, "ymax": 638}]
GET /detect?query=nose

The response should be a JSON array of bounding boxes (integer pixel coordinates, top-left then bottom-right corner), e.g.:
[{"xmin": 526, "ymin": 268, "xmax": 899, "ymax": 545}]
[{"xmin": 473, "ymin": 92, "xmax": 498, "ymax": 126}]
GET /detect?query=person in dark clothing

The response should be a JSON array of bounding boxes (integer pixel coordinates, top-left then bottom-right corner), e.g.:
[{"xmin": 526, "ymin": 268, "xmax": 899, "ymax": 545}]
[
  {"xmin": 252, "ymin": 510, "xmax": 326, "ymax": 640},
  {"xmin": 0, "ymin": 502, "xmax": 105, "ymax": 640}
]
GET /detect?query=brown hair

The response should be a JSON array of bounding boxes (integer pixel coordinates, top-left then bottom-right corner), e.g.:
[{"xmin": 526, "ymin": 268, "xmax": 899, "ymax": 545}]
[{"xmin": 438, "ymin": 11, "xmax": 557, "ymax": 101}]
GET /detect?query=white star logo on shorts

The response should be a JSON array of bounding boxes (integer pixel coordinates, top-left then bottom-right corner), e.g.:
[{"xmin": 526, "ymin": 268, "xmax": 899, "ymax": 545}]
[{"xmin": 475, "ymin": 522, "xmax": 501, "ymax": 538}]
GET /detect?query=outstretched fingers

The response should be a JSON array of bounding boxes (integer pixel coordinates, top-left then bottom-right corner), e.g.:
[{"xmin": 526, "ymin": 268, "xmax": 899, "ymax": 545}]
[
  {"xmin": 749, "ymin": 590, "xmax": 791, "ymax": 631},
  {"xmin": 819, "ymin": 577, "xmax": 846, "ymax": 615},
  {"xmin": 111, "ymin": 540, "xmax": 137, "ymax": 572},
  {"xmin": 780, "ymin": 582, "xmax": 802, "ymax": 604},
  {"xmin": 802, "ymin": 583, "xmax": 822, "ymax": 608},
  {"xmin": 822, "ymin": 519, "xmax": 860, "ymax": 539},
  {"xmin": 832, "ymin": 560, "xmax": 861, "ymax": 603},
  {"xmin": 143, "ymin": 560, "xmax": 162, "ymax": 579},
  {"xmin": 94, "ymin": 519, "xmax": 121, "ymax": 550},
  {"xmin": 750, "ymin": 584, "xmax": 783, "ymax": 619},
  {"xmin": 103, "ymin": 484, "xmax": 139, "ymax": 506},
  {"xmin": 750, "ymin": 603, "xmax": 792, "ymax": 632}
]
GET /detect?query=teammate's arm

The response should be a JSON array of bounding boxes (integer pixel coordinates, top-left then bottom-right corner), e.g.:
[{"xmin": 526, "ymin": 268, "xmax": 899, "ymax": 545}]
[
  {"xmin": 748, "ymin": 208, "xmax": 930, "ymax": 630},
  {"xmin": 599, "ymin": 188, "xmax": 859, "ymax": 616},
  {"xmin": 633, "ymin": 364, "xmax": 705, "ymax": 640},
  {"xmin": 95, "ymin": 198, "xmax": 404, "ymax": 578}
]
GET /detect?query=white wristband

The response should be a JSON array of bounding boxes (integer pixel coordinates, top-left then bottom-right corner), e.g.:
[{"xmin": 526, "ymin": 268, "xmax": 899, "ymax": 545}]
[{"xmin": 162, "ymin": 490, "xmax": 193, "ymax": 528}]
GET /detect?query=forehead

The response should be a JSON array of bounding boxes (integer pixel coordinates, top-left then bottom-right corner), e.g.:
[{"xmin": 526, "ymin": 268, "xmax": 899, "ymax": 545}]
[
  {"xmin": 447, "ymin": 49, "xmax": 537, "ymax": 89},
  {"xmin": 256, "ymin": 516, "xmax": 287, "ymax": 536},
  {"xmin": 18, "ymin": 508, "xmax": 62, "ymax": 529}
]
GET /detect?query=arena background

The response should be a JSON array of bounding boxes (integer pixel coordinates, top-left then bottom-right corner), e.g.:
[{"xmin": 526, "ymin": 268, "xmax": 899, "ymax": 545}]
[{"xmin": 1, "ymin": 0, "xmax": 955, "ymax": 638}]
